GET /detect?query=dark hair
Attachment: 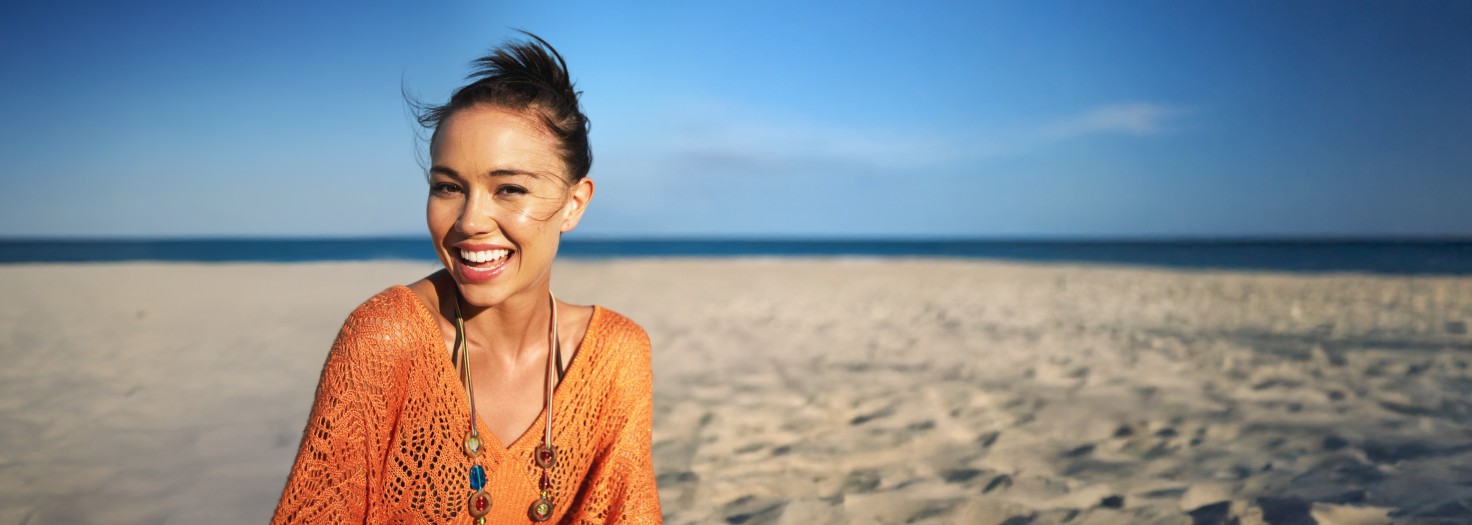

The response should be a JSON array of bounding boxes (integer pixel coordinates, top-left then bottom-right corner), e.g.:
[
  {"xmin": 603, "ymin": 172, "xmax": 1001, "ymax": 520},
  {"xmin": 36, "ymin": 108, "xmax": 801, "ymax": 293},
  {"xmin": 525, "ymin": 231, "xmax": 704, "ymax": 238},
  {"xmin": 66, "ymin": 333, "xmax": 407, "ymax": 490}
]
[{"xmin": 412, "ymin": 31, "xmax": 592, "ymax": 181}]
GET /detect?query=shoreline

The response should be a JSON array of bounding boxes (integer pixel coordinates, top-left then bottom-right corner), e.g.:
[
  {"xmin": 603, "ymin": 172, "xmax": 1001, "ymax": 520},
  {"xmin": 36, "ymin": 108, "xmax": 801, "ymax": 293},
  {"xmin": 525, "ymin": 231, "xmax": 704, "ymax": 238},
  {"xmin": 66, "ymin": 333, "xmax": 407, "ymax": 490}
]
[
  {"xmin": 5, "ymin": 253, "xmax": 1472, "ymax": 277},
  {"xmin": 2, "ymin": 260, "xmax": 1469, "ymax": 524},
  {"xmin": 3, "ymin": 237, "xmax": 1470, "ymax": 276}
]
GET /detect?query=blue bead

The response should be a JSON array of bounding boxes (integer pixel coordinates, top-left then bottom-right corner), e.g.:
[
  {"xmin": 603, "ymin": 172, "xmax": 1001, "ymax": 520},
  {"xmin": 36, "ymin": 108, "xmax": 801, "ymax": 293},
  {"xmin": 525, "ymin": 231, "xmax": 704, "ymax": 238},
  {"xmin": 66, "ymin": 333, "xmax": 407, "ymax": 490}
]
[{"xmin": 469, "ymin": 465, "xmax": 487, "ymax": 490}]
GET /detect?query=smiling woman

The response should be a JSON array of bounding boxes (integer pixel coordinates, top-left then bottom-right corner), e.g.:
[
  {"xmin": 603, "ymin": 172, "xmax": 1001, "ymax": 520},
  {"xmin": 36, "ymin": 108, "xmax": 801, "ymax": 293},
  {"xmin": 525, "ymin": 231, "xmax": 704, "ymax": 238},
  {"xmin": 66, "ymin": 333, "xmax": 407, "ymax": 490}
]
[
  {"xmin": 425, "ymin": 107, "xmax": 586, "ymax": 303},
  {"xmin": 270, "ymin": 33, "xmax": 662, "ymax": 524}
]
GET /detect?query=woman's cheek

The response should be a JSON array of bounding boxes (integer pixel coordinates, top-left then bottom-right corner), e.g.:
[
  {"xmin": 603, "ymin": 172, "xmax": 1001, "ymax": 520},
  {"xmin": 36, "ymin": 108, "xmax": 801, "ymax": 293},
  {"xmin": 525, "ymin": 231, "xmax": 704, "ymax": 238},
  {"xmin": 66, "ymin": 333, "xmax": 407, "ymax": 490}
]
[{"xmin": 427, "ymin": 202, "xmax": 458, "ymax": 232}]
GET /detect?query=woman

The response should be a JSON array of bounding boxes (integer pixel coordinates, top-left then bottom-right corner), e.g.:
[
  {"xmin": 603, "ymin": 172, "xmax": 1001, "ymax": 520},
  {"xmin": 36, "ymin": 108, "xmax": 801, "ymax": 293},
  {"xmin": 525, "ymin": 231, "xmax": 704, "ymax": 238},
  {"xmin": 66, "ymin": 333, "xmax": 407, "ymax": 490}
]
[{"xmin": 272, "ymin": 33, "xmax": 662, "ymax": 524}]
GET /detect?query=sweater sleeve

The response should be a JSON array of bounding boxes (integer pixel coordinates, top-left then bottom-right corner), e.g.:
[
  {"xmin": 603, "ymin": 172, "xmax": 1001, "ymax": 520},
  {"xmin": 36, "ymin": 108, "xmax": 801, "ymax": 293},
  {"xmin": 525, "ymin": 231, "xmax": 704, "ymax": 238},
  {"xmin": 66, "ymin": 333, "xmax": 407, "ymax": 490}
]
[
  {"xmin": 271, "ymin": 294, "xmax": 407, "ymax": 525},
  {"xmin": 579, "ymin": 325, "xmax": 663, "ymax": 523}
]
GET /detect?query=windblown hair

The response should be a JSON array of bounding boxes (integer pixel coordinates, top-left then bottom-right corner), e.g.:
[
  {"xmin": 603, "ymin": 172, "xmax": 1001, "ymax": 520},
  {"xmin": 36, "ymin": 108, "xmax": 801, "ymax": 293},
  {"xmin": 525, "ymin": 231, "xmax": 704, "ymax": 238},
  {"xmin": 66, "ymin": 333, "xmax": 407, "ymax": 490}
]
[{"xmin": 412, "ymin": 31, "xmax": 592, "ymax": 181}]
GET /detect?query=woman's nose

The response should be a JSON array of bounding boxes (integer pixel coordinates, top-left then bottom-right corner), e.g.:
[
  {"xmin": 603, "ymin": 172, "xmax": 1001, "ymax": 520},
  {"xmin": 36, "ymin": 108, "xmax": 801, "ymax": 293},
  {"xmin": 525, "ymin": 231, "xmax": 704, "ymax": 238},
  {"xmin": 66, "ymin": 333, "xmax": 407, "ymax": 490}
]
[{"xmin": 455, "ymin": 192, "xmax": 499, "ymax": 236}]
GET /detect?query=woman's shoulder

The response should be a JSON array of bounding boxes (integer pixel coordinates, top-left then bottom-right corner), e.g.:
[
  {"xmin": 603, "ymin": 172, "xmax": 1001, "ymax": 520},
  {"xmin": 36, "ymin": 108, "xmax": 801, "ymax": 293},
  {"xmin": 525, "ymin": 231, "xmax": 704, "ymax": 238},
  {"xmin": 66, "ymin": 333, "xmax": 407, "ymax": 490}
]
[
  {"xmin": 589, "ymin": 306, "xmax": 651, "ymax": 352},
  {"xmin": 331, "ymin": 285, "xmax": 438, "ymax": 360},
  {"xmin": 343, "ymin": 285, "xmax": 432, "ymax": 331},
  {"xmin": 583, "ymin": 306, "xmax": 654, "ymax": 402}
]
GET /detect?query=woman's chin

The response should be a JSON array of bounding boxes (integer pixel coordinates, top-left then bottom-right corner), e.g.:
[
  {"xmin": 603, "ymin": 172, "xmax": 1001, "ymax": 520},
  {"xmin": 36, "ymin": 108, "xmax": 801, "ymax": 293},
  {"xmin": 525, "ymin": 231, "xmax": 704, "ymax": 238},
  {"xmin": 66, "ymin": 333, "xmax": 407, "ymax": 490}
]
[
  {"xmin": 450, "ymin": 279, "xmax": 509, "ymax": 307},
  {"xmin": 453, "ymin": 271, "xmax": 533, "ymax": 310}
]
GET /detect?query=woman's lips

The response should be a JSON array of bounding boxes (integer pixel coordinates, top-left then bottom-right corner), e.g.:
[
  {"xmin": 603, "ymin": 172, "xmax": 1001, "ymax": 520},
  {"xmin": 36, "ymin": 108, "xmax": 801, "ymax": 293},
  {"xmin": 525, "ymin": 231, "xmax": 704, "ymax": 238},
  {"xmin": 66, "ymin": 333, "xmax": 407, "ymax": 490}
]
[{"xmin": 454, "ymin": 249, "xmax": 513, "ymax": 284}]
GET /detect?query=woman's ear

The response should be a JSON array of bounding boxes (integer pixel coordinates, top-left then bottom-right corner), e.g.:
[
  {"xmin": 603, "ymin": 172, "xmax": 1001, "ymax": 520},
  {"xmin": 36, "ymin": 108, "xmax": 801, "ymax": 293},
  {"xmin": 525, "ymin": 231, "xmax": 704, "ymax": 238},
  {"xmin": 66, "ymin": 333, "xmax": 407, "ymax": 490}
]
[{"xmin": 559, "ymin": 177, "xmax": 595, "ymax": 233}]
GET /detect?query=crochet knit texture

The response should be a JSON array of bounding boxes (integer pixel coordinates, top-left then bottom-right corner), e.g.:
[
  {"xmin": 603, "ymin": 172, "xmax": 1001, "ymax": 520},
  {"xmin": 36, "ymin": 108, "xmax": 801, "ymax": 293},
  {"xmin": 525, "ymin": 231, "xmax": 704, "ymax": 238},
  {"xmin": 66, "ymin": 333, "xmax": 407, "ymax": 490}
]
[{"xmin": 272, "ymin": 286, "xmax": 662, "ymax": 524}]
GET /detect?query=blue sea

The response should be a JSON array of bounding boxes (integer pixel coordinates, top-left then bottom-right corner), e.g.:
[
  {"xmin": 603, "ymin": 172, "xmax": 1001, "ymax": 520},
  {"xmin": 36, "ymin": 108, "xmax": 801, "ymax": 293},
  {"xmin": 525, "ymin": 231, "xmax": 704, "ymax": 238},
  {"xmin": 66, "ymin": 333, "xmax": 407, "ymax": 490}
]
[{"xmin": 1, "ymin": 238, "xmax": 1469, "ymax": 275}]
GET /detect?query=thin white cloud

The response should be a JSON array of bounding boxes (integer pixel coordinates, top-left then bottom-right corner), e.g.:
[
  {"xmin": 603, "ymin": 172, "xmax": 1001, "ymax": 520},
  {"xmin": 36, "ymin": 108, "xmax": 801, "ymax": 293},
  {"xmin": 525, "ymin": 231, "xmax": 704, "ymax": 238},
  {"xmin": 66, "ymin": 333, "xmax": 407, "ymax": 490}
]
[
  {"xmin": 1037, "ymin": 102, "xmax": 1187, "ymax": 140},
  {"xmin": 598, "ymin": 99, "xmax": 1188, "ymax": 186},
  {"xmin": 641, "ymin": 104, "xmax": 971, "ymax": 171}
]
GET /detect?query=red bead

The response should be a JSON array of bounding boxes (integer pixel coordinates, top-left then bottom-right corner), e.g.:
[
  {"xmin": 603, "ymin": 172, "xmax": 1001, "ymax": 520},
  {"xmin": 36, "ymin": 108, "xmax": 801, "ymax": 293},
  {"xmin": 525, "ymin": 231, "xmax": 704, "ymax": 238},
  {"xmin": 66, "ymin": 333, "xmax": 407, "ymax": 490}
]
[
  {"xmin": 540, "ymin": 471, "xmax": 550, "ymax": 490},
  {"xmin": 467, "ymin": 491, "xmax": 492, "ymax": 518},
  {"xmin": 535, "ymin": 445, "xmax": 557, "ymax": 468}
]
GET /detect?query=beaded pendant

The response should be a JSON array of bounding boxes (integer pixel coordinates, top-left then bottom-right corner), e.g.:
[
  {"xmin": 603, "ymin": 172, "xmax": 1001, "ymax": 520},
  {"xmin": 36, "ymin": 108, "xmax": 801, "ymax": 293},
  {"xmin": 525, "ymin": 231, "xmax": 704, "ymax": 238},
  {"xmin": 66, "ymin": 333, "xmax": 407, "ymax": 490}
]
[
  {"xmin": 535, "ymin": 444, "xmax": 557, "ymax": 469},
  {"xmin": 529, "ymin": 447, "xmax": 557, "ymax": 521},
  {"xmin": 529, "ymin": 495, "xmax": 554, "ymax": 522},
  {"xmin": 462, "ymin": 390, "xmax": 489, "ymax": 521},
  {"xmin": 467, "ymin": 464, "xmax": 491, "ymax": 523},
  {"xmin": 464, "ymin": 434, "xmax": 481, "ymax": 458},
  {"xmin": 454, "ymin": 291, "xmax": 562, "ymax": 524}
]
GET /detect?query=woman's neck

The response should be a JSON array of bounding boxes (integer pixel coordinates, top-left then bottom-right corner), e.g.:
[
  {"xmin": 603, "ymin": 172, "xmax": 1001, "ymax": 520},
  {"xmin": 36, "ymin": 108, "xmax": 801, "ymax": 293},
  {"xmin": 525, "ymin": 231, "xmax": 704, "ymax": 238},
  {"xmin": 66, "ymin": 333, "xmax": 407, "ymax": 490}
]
[{"xmin": 447, "ymin": 276, "xmax": 554, "ymax": 365}]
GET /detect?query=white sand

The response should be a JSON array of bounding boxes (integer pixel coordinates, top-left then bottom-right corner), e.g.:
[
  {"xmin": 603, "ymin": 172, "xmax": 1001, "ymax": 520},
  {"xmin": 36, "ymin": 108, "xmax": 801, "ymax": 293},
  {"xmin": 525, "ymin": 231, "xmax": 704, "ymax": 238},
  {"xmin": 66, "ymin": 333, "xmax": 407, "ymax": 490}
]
[{"xmin": 1, "ymin": 260, "xmax": 1470, "ymax": 524}]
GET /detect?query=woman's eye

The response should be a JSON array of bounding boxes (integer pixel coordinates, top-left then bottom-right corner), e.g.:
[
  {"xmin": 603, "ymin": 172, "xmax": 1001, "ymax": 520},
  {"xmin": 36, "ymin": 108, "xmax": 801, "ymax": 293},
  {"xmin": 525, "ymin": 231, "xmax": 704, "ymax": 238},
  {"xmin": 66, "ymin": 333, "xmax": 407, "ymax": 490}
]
[
  {"xmin": 496, "ymin": 185, "xmax": 529, "ymax": 196},
  {"xmin": 430, "ymin": 183, "xmax": 462, "ymax": 196}
]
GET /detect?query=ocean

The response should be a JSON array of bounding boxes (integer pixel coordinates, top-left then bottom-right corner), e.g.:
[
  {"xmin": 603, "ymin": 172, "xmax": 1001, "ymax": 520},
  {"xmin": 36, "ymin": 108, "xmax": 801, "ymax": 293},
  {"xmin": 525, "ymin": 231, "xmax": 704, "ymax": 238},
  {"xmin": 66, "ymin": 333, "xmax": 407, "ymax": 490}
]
[{"xmin": 1, "ymin": 238, "xmax": 1469, "ymax": 275}]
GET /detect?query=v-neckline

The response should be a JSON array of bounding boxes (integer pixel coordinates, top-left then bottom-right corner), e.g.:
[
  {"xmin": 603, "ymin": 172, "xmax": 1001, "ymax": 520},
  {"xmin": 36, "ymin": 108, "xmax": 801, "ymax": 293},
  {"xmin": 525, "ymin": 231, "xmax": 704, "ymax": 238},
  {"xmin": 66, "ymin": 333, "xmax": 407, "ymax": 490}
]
[{"xmin": 398, "ymin": 285, "xmax": 602, "ymax": 455}]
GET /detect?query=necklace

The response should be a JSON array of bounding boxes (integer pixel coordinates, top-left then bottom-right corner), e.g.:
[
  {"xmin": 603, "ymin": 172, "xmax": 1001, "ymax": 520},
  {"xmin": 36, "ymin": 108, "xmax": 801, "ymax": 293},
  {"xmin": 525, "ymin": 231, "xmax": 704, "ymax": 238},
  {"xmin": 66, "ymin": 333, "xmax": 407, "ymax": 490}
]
[{"xmin": 455, "ymin": 290, "xmax": 560, "ymax": 523}]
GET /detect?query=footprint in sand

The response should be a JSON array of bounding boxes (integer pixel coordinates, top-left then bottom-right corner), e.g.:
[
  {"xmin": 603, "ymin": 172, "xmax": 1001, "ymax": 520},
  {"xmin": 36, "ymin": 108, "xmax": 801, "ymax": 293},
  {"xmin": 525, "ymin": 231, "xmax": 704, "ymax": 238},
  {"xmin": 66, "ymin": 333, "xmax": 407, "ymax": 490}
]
[
  {"xmin": 721, "ymin": 495, "xmax": 787, "ymax": 525},
  {"xmin": 840, "ymin": 469, "xmax": 881, "ymax": 493},
  {"xmin": 941, "ymin": 468, "xmax": 985, "ymax": 486},
  {"xmin": 983, "ymin": 474, "xmax": 1013, "ymax": 494}
]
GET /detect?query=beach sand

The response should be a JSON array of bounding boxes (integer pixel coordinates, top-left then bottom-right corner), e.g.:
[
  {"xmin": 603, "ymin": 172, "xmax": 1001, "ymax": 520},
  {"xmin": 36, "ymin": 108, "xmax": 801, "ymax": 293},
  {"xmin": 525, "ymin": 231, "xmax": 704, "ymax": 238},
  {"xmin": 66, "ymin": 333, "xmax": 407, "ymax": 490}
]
[{"xmin": 2, "ymin": 259, "xmax": 1470, "ymax": 524}]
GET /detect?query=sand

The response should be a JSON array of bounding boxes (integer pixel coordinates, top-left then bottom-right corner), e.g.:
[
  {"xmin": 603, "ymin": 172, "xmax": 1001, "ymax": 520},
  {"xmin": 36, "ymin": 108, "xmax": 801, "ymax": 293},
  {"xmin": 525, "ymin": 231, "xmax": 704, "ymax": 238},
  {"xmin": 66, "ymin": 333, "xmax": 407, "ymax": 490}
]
[{"xmin": 1, "ymin": 259, "xmax": 1470, "ymax": 525}]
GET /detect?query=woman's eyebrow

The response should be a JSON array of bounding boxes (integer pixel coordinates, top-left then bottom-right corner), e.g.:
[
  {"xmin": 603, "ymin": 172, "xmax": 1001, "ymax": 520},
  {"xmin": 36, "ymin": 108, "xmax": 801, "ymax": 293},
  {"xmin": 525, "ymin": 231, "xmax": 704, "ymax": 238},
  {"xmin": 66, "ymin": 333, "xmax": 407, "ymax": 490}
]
[
  {"xmin": 486, "ymin": 168, "xmax": 547, "ymax": 178},
  {"xmin": 429, "ymin": 166, "xmax": 551, "ymax": 179}
]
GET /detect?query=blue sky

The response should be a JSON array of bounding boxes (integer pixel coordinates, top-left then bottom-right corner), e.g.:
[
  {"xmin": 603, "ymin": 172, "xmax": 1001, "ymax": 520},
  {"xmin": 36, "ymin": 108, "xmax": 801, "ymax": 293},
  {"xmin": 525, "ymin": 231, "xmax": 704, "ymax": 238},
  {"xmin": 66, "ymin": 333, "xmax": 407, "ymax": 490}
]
[{"xmin": 2, "ymin": 1, "xmax": 1468, "ymax": 238}]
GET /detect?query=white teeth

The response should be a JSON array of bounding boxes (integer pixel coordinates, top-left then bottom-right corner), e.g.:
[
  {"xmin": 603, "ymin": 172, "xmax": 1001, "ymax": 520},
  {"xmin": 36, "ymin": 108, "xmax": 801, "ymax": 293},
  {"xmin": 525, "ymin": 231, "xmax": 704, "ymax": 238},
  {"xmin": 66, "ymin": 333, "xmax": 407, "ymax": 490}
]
[{"xmin": 459, "ymin": 249, "xmax": 509, "ymax": 264}]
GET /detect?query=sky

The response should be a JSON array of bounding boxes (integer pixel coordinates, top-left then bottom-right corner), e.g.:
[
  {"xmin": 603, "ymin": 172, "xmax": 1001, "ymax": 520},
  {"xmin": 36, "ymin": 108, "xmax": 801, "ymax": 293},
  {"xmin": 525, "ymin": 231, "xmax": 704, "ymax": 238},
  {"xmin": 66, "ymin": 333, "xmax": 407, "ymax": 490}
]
[{"xmin": 1, "ymin": 1, "xmax": 1469, "ymax": 239}]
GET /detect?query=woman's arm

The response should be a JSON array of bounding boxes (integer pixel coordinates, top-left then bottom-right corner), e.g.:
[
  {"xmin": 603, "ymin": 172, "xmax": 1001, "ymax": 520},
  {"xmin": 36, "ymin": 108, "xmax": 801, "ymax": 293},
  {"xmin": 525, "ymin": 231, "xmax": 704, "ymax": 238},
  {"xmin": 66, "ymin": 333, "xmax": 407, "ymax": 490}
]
[
  {"xmin": 271, "ymin": 294, "xmax": 406, "ymax": 524},
  {"xmin": 575, "ymin": 327, "xmax": 663, "ymax": 523}
]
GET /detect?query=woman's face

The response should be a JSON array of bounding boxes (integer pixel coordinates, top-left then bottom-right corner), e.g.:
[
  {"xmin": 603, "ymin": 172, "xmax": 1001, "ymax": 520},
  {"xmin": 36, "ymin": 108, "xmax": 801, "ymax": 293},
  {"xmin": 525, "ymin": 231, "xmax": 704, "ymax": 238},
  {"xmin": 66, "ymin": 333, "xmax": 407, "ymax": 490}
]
[{"xmin": 427, "ymin": 105, "xmax": 592, "ymax": 308}]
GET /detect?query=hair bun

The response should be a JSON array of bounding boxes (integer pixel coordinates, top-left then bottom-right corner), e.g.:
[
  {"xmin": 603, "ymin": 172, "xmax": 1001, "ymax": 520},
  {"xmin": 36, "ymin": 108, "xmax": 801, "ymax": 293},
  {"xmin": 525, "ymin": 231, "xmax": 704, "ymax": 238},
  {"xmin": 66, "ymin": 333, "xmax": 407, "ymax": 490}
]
[{"xmin": 410, "ymin": 31, "xmax": 593, "ymax": 181}]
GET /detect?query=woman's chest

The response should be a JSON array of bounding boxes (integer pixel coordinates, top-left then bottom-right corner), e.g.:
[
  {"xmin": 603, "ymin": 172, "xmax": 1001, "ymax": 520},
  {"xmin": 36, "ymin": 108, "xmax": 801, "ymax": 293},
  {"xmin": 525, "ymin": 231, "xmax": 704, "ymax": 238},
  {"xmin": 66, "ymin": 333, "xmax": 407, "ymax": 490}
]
[{"xmin": 374, "ymin": 374, "xmax": 610, "ymax": 524}]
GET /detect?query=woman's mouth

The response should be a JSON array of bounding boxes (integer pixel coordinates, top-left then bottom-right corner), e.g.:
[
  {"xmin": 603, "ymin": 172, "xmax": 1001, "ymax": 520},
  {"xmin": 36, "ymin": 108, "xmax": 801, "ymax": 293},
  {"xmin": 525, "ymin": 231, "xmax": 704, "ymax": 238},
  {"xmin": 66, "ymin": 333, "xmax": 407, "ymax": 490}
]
[{"xmin": 455, "ymin": 247, "xmax": 514, "ymax": 283}]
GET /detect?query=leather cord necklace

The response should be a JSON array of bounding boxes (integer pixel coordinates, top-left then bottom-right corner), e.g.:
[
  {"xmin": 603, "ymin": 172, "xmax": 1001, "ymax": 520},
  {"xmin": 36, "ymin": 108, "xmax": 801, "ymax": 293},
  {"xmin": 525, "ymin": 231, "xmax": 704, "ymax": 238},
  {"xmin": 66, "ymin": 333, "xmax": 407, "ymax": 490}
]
[{"xmin": 455, "ymin": 290, "xmax": 560, "ymax": 523}]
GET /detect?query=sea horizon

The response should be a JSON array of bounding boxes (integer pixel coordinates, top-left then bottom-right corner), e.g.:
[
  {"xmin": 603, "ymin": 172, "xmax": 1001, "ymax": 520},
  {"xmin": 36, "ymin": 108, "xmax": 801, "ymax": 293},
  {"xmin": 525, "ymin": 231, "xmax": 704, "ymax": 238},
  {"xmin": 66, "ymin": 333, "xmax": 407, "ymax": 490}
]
[{"xmin": 2, "ymin": 236, "xmax": 1470, "ymax": 275}]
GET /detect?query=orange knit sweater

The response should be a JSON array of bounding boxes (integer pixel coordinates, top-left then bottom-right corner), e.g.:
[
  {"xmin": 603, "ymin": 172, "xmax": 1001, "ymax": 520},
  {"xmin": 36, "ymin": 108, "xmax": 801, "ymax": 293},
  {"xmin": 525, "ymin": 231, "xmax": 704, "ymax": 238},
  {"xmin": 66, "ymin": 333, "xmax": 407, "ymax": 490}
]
[{"xmin": 272, "ymin": 286, "xmax": 662, "ymax": 524}]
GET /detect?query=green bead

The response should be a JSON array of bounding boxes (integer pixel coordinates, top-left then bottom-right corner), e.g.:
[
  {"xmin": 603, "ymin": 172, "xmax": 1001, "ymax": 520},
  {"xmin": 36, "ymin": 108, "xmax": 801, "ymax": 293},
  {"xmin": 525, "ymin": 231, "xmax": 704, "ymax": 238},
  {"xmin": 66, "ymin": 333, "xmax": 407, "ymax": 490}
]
[{"xmin": 464, "ymin": 435, "xmax": 481, "ymax": 457}]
